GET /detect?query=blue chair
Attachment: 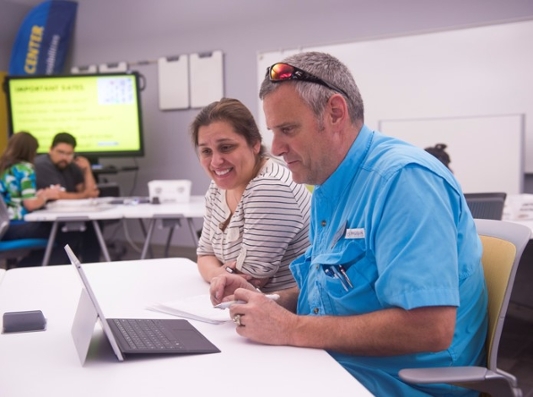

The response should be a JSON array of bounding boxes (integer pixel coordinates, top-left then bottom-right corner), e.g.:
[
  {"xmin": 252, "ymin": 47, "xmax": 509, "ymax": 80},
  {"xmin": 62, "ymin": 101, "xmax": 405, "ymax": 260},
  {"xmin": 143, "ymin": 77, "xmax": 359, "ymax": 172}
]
[{"xmin": 0, "ymin": 196, "xmax": 49, "ymax": 268}]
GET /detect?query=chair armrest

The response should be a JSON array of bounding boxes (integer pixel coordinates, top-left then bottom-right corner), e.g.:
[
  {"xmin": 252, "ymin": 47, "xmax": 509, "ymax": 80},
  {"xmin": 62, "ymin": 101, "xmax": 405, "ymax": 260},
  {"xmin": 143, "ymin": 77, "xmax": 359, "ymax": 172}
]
[
  {"xmin": 399, "ymin": 367, "xmax": 488, "ymax": 383},
  {"xmin": 399, "ymin": 367, "xmax": 522, "ymax": 397}
]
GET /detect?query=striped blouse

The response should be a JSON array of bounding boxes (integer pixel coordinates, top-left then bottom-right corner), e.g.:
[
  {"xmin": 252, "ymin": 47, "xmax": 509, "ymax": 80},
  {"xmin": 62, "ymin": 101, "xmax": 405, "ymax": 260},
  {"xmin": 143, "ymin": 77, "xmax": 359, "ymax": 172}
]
[{"xmin": 197, "ymin": 158, "xmax": 311, "ymax": 292}]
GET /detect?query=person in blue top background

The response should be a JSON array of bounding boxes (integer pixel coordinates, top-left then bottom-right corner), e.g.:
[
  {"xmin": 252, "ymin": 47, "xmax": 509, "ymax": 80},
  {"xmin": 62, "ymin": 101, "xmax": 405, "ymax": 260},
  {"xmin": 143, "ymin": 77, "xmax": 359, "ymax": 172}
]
[
  {"xmin": 209, "ymin": 52, "xmax": 488, "ymax": 397},
  {"xmin": 0, "ymin": 131, "xmax": 63, "ymax": 266},
  {"xmin": 0, "ymin": 132, "xmax": 61, "ymax": 231}
]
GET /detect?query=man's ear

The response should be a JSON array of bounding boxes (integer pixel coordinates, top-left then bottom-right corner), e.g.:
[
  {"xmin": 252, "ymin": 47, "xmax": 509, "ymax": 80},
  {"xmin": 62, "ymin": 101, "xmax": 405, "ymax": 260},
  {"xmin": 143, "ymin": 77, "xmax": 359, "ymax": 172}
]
[{"xmin": 327, "ymin": 94, "xmax": 348, "ymax": 127}]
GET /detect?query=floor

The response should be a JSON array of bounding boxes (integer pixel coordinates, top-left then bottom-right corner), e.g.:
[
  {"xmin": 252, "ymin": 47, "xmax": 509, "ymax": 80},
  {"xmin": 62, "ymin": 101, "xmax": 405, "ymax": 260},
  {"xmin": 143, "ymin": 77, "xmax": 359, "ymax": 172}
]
[{"xmin": 499, "ymin": 304, "xmax": 533, "ymax": 396}]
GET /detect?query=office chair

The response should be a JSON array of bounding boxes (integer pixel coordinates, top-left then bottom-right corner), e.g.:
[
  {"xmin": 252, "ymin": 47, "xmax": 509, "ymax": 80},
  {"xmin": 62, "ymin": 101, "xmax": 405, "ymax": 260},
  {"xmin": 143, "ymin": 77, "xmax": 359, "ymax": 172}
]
[
  {"xmin": 464, "ymin": 192, "xmax": 507, "ymax": 220},
  {"xmin": 0, "ymin": 195, "xmax": 48, "ymax": 268},
  {"xmin": 399, "ymin": 219, "xmax": 531, "ymax": 397}
]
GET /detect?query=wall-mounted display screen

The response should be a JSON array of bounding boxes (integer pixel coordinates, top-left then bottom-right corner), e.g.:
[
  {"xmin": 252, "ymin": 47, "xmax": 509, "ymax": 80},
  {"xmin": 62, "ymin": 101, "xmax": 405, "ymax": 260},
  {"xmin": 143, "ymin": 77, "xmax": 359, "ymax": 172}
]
[{"xmin": 3, "ymin": 72, "xmax": 144, "ymax": 161}]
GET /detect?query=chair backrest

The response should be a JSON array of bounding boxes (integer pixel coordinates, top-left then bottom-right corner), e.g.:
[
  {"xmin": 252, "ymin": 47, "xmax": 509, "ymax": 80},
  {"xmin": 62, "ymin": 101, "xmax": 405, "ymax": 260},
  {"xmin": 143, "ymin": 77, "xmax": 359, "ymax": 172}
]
[
  {"xmin": 465, "ymin": 192, "xmax": 507, "ymax": 220},
  {"xmin": 474, "ymin": 219, "xmax": 531, "ymax": 370},
  {"xmin": 0, "ymin": 195, "xmax": 11, "ymax": 240}
]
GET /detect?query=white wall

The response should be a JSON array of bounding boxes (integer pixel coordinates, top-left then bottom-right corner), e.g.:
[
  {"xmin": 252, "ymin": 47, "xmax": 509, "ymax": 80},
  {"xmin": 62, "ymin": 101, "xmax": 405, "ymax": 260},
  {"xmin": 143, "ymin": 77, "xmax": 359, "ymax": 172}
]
[{"xmin": 258, "ymin": 20, "xmax": 533, "ymax": 191}]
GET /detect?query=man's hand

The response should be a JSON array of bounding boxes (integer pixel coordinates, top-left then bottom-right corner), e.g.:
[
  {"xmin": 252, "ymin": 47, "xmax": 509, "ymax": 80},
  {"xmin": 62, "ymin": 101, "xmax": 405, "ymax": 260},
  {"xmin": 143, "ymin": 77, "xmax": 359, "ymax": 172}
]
[
  {"xmin": 73, "ymin": 155, "xmax": 99, "ymax": 198},
  {"xmin": 228, "ymin": 288, "xmax": 298, "ymax": 345},
  {"xmin": 82, "ymin": 186, "xmax": 100, "ymax": 198},
  {"xmin": 73, "ymin": 156, "xmax": 91, "ymax": 171}
]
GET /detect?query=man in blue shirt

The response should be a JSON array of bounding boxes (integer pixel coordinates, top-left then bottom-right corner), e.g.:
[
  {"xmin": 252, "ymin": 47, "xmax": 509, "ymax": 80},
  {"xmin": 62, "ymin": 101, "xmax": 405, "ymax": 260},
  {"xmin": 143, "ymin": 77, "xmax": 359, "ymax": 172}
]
[{"xmin": 209, "ymin": 52, "xmax": 488, "ymax": 397}]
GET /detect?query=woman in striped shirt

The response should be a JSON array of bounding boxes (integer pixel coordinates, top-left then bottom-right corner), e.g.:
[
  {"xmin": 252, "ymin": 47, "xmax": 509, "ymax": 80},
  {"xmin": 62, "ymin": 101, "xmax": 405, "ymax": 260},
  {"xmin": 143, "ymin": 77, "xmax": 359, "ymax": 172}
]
[{"xmin": 190, "ymin": 98, "xmax": 311, "ymax": 292}]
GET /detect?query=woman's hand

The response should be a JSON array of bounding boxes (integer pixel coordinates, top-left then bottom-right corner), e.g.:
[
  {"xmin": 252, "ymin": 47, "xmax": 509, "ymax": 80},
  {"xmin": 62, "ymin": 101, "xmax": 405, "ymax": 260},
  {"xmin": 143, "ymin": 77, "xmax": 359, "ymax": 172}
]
[
  {"xmin": 223, "ymin": 261, "xmax": 268, "ymax": 288},
  {"xmin": 209, "ymin": 273, "xmax": 256, "ymax": 306},
  {"xmin": 44, "ymin": 186, "xmax": 62, "ymax": 201}
]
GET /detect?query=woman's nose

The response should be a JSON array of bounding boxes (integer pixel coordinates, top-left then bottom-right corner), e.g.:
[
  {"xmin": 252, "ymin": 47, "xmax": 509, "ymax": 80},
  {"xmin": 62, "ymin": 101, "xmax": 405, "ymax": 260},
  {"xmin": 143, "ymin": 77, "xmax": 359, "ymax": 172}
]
[{"xmin": 211, "ymin": 151, "xmax": 224, "ymax": 166}]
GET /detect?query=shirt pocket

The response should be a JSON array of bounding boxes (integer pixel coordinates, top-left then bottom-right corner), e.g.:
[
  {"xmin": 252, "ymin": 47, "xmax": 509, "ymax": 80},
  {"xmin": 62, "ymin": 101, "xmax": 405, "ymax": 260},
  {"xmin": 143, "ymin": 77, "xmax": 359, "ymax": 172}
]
[{"xmin": 313, "ymin": 238, "xmax": 379, "ymax": 315}]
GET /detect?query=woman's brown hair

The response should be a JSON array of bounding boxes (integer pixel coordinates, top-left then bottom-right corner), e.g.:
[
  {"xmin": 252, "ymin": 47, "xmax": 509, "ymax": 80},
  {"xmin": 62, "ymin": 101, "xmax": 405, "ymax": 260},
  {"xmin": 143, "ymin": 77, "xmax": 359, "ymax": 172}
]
[
  {"xmin": 0, "ymin": 131, "xmax": 39, "ymax": 174},
  {"xmin": 190, "ymin": 98, "xmax": 266, "ymax": 157}
]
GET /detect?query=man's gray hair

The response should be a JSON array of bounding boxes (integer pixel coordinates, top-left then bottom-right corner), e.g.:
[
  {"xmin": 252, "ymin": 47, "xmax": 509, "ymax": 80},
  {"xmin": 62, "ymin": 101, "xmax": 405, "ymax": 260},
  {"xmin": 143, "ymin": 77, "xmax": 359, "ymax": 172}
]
[{"xmin": 259, "ymin": 52, "xmax": 364, "ymax": 124}]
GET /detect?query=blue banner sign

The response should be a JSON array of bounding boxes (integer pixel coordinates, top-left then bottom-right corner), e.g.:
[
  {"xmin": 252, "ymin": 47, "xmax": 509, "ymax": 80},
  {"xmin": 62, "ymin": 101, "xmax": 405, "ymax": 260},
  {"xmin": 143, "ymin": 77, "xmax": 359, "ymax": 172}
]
[{"xmin": 9, "ymin": 0, "xmax": 78, "ymax": 75}]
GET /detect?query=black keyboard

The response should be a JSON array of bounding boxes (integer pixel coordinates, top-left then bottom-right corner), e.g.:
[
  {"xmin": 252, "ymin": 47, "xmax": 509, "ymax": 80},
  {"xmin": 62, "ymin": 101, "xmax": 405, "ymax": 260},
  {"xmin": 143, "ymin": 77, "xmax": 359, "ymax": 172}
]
[{"xmin": 111, "ymin": 318, "xmax": 184, "ymax": 351}]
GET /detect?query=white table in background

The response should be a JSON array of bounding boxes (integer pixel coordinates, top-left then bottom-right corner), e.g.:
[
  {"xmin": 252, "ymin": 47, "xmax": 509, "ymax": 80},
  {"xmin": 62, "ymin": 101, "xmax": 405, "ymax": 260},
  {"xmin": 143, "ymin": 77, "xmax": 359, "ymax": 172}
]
[
  {"xmin": 0, "ymin": 258, "xmax": 372, "ymax": 397},
  {"xmin": 24, "ymin": 204, "xmax": 122, "ymax": 265},
  {"xmin": 24, "ymin": 196, "xmax": 206, "ymax": 265},
  {"xmin": 119, "ymin": 195, "xmax": 205, "ymax": 259},
  {"xmin": 503, "ymin": 194, "xmax": 533, "ymax": 238}
]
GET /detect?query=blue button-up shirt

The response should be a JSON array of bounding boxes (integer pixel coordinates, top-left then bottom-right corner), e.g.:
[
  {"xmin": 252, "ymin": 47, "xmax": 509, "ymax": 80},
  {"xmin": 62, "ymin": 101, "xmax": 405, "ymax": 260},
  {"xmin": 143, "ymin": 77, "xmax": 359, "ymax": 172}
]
[{"xmin": 290, "ymin": 125, "xmax": 488, "ymax": 397}]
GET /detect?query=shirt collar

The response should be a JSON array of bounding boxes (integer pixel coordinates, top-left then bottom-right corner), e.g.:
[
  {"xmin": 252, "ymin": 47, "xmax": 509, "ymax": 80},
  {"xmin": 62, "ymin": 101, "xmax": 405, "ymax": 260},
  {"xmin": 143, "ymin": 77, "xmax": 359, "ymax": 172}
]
[{"xmin": 315, "ymin": 124, "xmax": 374, "ymax": 200}]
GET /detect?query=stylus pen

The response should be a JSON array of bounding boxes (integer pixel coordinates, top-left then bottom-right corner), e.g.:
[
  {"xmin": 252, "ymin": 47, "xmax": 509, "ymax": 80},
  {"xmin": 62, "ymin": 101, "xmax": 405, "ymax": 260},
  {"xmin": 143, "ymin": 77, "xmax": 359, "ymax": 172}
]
[{"xmin": 213, "ymin": 294, "xmax": 280, "ymax": 309}]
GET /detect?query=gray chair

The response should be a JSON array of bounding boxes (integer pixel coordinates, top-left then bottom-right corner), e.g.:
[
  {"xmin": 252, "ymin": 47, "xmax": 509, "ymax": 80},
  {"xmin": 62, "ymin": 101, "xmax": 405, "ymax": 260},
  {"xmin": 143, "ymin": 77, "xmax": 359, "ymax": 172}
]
[
  {"xmin": 465, "ymin": 192, "xmax": 507, "ymax": 220},
  {"xmin": 399, "ymin": 219, "xmax": 531, "ymax": 397}
]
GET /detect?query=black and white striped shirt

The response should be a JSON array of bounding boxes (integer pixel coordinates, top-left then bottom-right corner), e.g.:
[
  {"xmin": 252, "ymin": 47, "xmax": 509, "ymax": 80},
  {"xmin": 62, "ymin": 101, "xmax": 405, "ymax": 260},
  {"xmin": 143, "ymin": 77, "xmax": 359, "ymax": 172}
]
[{"xmin": 197, "ymin": 158, "xmax": 311, "ymax": 292}]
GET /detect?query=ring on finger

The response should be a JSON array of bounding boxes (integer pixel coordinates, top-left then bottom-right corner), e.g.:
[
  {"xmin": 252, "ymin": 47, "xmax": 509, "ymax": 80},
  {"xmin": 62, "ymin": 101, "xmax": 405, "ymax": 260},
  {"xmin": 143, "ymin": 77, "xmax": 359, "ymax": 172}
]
[{"xmin": 233, "ymin": 314, "xmax": 242, "ymax": 326}]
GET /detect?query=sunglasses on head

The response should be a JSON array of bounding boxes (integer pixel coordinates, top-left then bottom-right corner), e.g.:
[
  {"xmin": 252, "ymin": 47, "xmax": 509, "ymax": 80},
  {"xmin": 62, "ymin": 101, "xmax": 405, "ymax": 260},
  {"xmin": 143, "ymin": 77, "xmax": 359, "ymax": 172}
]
[{"xmin": 266, "ymin": 62, "xmax": 349, "ymax": 98}]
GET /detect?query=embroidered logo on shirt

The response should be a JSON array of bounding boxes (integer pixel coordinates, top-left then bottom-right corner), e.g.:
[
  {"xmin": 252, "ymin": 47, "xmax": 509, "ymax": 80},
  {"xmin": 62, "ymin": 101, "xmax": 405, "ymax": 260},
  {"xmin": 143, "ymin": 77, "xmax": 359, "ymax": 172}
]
[{"xmin": 345, "ymin": 228, "xmax": 365, "ymax": 239}]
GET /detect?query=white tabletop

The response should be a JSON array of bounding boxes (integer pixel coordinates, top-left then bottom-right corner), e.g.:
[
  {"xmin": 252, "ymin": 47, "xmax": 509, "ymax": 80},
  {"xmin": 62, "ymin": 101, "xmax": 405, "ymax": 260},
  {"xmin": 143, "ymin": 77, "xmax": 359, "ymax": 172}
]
[
  {"xmin": 22, "ymin": 196, "xmax": 206, "ymax": 264},
  {"xmin": 0, "ymin": 259, "xmax": 372, "ymax": 397},
  {"xmin": 24, "ymin": 205, "xmax": 123, "ymax": 221},
  {"xmin": 119, "ymin": 196, "xmax": 205, "ymax": 219},
  {"xmin": 503, "ymin": 194, "xmax": 533, "ymax": 237},
  {"xmin": 24, "ymin": 196, "xmax": 206, "ymax": 222}
]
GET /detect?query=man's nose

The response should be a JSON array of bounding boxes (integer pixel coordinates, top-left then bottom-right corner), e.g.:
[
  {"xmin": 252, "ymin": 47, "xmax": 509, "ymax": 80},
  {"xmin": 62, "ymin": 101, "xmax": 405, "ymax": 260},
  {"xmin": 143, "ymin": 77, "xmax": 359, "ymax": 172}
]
[{"xmin": 271, "ymin": 135, "xmax": 286, "ymax": 157}]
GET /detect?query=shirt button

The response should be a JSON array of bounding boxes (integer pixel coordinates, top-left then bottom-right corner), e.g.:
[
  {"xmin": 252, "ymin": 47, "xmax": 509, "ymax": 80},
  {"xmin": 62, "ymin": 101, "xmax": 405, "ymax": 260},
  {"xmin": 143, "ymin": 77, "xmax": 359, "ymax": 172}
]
[
  {"xmin": 321, "ymin": 220, "xmax": 326, "ymax": 227},
  {"xmin": 313, "ymin": 307, "xmax": 319, "ymax": 314}
]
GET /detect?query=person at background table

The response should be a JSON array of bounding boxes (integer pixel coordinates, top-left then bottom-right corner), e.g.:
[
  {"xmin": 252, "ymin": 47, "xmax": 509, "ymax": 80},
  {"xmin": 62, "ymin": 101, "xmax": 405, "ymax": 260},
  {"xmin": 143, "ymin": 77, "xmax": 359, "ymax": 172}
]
[
  {"xmin": 209, "ymin": 52, "xmax": 488, "ymax": 397},
  {"xmin": 190, "ymin": 98, "xmax": 311, "ymax": 293},
  {"xmin": 34, "ymin": 132, "xmax": 101, "ymax": 263},
  {"xmin": 34, "ymin": 132, "xmax": 99, "ymax": 199},
  {"xmin": 0, "ymin": 132, "xmax": 63, "ymax": 266},
  {"xmin": 425, "ymin": 143, "xmax": 453, "ymax": 172}
]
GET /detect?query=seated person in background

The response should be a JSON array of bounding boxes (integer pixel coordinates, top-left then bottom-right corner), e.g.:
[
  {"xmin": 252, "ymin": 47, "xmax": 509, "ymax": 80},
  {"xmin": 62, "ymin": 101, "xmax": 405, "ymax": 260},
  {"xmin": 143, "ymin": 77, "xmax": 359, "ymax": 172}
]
[
  {"xmin": 34, "ymin": 132, "xmax": 99, "ymax": 199},
  {"xmin": 34, "ymin": 132, "xmax": 101, "ymax": 263},
  {"xmin": 425, "ymin": 143, "xmax": 452, "ymax": 172},
  {"xmin": 190, "ymin": 98, "xmax": 311, "ymax": 292},
  {"xmin": 0, "ymin": 132, "xmax": 64, "ymax": 266},
  {"xmin": 210, "ymin": 52, "xmax": 488, "ymax": 397}
]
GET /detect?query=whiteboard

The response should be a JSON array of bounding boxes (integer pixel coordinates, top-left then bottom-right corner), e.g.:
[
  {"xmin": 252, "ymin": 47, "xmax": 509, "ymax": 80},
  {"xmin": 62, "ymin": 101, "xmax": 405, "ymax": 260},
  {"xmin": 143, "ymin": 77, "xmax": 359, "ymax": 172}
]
[
  {"xmin": 379, "ymin": 115, "xmax": 524, "ymax": 195},
  {"xmin": 158, "ymin": 55, "xmax": 189, "ymax": 110},
  {"xmin": 190, "ymin": 50, "xmax": 224, "ymax": 108},
  {"xmin": 257, "ymin": 19, "xmax": 533, "ymax": 173}
]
